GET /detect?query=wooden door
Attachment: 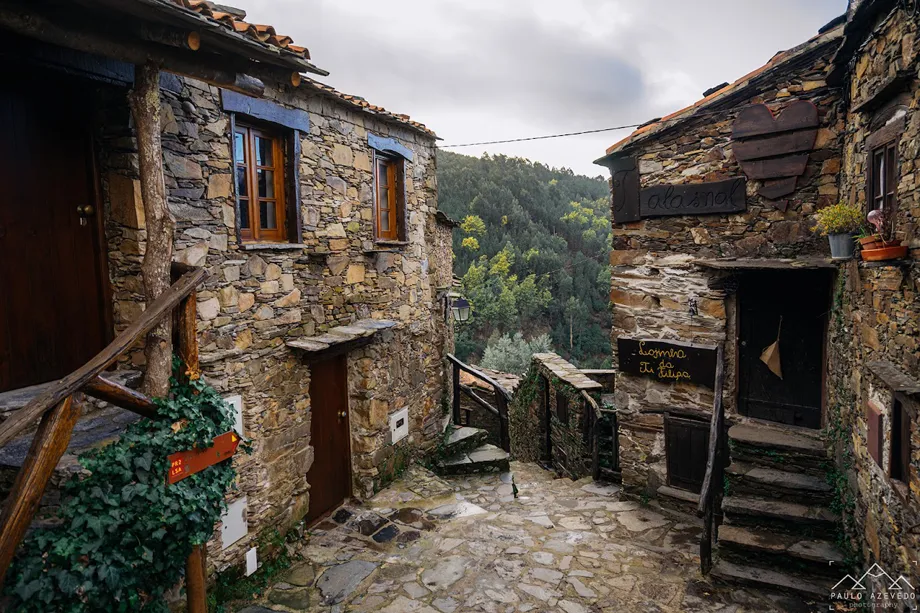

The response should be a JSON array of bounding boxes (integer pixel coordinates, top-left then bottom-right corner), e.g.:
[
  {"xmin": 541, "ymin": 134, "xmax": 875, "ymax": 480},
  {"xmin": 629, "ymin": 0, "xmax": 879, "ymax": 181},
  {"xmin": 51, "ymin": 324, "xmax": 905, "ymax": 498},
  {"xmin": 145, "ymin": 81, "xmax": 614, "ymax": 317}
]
[
  {"xmin": 665, "ymin": 415, "xmax": 709, "ymax": 493},
  {"xmin": 305, "ymin": 355, "xmax": 352, "ymax": 525},
  {"xmin": 0, "ymin": 83, "xmax": 109, "ymax": 393},
  {"xmin": 738, "ymin": 270, "xmax": 830, "ymax": 429}
]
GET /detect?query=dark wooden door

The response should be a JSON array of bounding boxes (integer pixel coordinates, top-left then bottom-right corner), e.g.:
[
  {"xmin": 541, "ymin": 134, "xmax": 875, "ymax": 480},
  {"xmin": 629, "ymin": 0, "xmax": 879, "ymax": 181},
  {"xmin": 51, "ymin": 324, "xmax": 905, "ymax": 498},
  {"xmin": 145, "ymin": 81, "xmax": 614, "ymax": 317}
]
[
  {"xmin": 665, "ymin": 415, "xmax": 709, "ymax": 493},
  {"xmin": 738, "ymin": 270, "xmax": 830, "ymax": 429},
  {"xmin": 305, "ymin": 355, "xmax": 351, "ymax": 525},
  {"xmin": 0, "ymin": 83, "xmax": 109, "ymax": 393}
]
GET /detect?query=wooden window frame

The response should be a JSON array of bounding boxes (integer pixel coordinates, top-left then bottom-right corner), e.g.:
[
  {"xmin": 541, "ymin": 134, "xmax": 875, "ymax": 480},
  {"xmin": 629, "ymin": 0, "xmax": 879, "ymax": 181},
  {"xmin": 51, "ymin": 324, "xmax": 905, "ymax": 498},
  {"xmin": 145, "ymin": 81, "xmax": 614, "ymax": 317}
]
[
  {"xmin": 865, "ymin": 123, "xmax": 901, "ymax": 235},
  {"xmin": 890, "ymin": 397, "xmax": 911, "ymax": 486},
  {"xmin": 373, "ymin": 151, "xmax": 406, "ymax": 243},
  {"xmin": 234, "ymin": 122, "xmax": 287, "ymax": 243}
]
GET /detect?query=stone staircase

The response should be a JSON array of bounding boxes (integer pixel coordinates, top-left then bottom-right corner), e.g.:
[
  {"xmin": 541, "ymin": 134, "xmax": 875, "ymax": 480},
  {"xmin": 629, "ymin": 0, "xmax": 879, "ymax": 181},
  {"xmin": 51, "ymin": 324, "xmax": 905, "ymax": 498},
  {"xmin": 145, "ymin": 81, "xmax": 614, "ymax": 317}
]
[
  {"xmin": 711, "ymin": 422, "xmax": 845, "ymax": 601},
  {"xmin": 432, "ymin": 425, "xmax": 510, "ymax": 476}
]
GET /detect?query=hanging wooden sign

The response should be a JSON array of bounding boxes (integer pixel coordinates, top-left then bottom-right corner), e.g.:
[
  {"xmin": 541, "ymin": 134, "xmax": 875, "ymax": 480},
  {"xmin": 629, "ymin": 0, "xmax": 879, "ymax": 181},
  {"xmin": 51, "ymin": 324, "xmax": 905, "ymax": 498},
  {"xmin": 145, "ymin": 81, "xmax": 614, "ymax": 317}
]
[
  {"xmin": 167, "ymin": 431, "xmax": 241, "ymax": 485},
  {"xmin": 609, "ymin": 156, "xmax": 640, "ymax": 223},
  {"xmin": 732, "ymin": 100, "xmax": 819, "ymax": 201},
  {"xmin": 639, "ymin": 178, "xmax": 746, "ymax": 217},
  {"xmin": 617, "ymin": 338, "xmax": 718, "ymax": 388}
]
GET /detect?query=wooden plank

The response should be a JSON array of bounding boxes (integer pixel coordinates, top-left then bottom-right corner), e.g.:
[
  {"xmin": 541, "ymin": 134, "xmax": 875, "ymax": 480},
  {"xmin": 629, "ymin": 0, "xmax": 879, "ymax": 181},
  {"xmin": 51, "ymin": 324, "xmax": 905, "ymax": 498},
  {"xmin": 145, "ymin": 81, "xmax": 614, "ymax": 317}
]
[
  {"xmin": 0, "ymin": 395, "xmax": 82, "ymax": 587},
  {"xmin": 82, "ymin": 375, "xmax": 158, "ymax": 419},
  {"xmin": 865, "ymin": 116, "xmax": 905, "ymax": 151},
  {"xmin": 732, "ymin": 101, "xmax": 818, "ymax": 139},
  {"xmin": 446, "ymin": 354, "xmax": 512, "ymax": 401},
  {"xmin": 738, "ymin": 155, "xmax": 809, "ymax": 180},
  {"xmin": 177, "ymin": 287, "xmax": 200, "ymax": 382},
  {"xmin": 732, "ymin": 129, "xmax": 817, "ymax": 161},
  {"xmin": 697, "ymin": 344, "xmax": 725, "ymax": 516},
  {"xmin": 0, "ymin": 268, "xmax": 206, "ymax": 449},
  {"xmin": 459, "ymin": 383, "xmax": 500, "ymax": 417},
  {"xmin": 758, "ymin": 177, "xmax": 798, "ymax": 200},
  {"xmin": 452, "ymin": 362, "xmax": 461, "ymax": 425},
  {"xmin": 639, "ymin": 178, "xmax": 746, "ymax": 217},
  {"xmin": 609, "ymin": 156, "xmax": 640, "ymax": 224}
]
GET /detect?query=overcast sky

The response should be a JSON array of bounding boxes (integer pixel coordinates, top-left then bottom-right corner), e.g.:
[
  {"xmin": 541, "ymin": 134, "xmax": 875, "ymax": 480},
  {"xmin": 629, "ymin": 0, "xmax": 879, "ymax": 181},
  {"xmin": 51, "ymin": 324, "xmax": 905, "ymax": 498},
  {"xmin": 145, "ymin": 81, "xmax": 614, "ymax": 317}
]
[{"xmin": 245, "ymin": 0, "xmax": 846, "ymax": 177}]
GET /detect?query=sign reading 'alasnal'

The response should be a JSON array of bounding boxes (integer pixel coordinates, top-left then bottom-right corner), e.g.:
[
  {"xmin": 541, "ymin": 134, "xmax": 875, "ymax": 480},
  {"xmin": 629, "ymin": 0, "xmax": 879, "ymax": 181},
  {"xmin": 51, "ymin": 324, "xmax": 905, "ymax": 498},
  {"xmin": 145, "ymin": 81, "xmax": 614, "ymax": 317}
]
[
  {"xmin": 639, "ymin": 177, "xmax": 746, "ymax": 217},
  {"xmin": 617, "ymin": 338, "xmax": 718, "ymax": 388}
]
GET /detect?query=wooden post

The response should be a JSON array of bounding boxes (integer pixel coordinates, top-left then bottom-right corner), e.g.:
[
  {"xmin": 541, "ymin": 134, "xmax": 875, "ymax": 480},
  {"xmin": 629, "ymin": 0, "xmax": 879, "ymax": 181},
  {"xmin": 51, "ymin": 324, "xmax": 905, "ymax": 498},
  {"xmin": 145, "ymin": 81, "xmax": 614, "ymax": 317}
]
[
  {"xmin": 185, "ymin": 544, "xmax": 207, "ymax": 613},
  {"xmin": 0, "ymin": 396, "xmax": 82, "ymax": 587},
  {"xmin": 496, "ymin": 391, "xmax": 510, "ymax": 453},
  {"xmin": 129, "ymin": 62, "xmax": 175, "ymax": 398},
  {"xmin": 452, "ymin": 361, "xmax": 461, "ymax": 425}
]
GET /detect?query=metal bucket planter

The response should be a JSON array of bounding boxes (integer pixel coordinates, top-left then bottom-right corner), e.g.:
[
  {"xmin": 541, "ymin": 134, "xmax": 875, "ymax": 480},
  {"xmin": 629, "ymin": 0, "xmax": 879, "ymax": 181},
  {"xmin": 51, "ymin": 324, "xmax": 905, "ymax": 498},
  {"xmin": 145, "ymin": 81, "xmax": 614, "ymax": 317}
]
[{"xmin": 828, "ymin": 233, "xmax": 856, "ymax": 260}]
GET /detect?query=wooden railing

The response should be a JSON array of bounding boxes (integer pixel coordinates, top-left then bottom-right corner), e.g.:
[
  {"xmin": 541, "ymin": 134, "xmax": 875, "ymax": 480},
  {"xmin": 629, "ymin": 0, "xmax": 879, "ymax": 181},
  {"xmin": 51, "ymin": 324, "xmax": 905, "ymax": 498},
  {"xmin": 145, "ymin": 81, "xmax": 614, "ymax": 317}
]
[
  {"xmin": 0, "ymin": 265, "xmax": 207, "ymax": 604},
  {"xmin": 697, "ymin": 344, "xmax": 726, "ymax": 575},
  {"xmin": 447, "ymin": 354, "xmax": 512, "ymax": 452}
]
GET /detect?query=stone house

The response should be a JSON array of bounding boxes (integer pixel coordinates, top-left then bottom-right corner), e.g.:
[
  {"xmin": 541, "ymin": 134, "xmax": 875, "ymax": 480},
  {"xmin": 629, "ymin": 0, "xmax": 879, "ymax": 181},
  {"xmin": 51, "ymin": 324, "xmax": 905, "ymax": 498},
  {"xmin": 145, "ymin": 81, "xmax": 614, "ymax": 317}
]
[
  {"xmin": 597, "ymin": 3, "xmax": 919, "ymax": 597},
  {"xmin": 0, "ymin": 0, "xmax": 453, "ymax": 579}
]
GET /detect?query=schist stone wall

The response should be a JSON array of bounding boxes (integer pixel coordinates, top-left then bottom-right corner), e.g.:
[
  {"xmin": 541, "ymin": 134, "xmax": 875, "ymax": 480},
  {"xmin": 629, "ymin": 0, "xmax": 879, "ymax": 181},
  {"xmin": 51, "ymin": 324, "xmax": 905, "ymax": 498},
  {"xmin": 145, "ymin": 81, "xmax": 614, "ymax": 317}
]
[
  {"xmin": 92, "ymin": 75, "xmax": 450, "ymax": 572},
  {"xmin": 828, "ymin": 4, "xmax": 920, "ymax": 587},
  {"xmin": 604, "ymin": 30, "xmax": 844, "ymax": 499},
  {"xmin": 509, "ymin": 354, "xmax": 602, "ymax": 479}
]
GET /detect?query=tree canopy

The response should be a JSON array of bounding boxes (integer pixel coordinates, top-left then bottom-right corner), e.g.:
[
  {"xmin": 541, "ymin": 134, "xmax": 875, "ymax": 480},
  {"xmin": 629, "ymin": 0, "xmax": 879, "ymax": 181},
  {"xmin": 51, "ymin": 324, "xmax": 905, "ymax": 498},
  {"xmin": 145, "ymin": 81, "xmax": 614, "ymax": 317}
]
[{"xmin": 438, "ymin": 151, "xmax": 611, "ymax": 368}]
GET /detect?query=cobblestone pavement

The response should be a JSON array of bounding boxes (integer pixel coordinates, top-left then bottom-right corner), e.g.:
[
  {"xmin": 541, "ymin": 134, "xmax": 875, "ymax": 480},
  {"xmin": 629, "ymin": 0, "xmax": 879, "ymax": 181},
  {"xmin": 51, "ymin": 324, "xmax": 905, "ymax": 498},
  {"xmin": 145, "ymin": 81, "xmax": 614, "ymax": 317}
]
[{"xmin": 239, "ymin": 462, "xmax": 816, "ymax": 613}]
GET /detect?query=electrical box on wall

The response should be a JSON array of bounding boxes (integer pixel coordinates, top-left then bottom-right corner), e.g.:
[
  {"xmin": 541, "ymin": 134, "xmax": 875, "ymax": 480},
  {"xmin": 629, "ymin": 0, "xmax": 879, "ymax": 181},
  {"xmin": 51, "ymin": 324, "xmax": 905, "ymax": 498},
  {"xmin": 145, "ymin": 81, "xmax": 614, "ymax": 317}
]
[
  {"xmin": 245, "ymin": 547, "xmax": 258, "ymax": 576},
  {"xmin": 389, "ymin": 407, "xmax": 409, "ymax": 444},
  {"xmin": 225, "ymin": 394, "xmax": 243, "ymax": 436},
  {"xmin": 221, "ymin": 496, "xmax": 248, "ymax": 549}
]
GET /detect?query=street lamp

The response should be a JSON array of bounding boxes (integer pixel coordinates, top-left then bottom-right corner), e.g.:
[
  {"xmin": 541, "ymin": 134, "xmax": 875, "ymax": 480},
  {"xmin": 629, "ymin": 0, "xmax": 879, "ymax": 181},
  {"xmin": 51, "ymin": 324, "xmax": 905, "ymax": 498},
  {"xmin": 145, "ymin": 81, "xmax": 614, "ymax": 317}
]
[{"xmin": 444, "ymin": 294, "xmax": 471, "ymax": 323}]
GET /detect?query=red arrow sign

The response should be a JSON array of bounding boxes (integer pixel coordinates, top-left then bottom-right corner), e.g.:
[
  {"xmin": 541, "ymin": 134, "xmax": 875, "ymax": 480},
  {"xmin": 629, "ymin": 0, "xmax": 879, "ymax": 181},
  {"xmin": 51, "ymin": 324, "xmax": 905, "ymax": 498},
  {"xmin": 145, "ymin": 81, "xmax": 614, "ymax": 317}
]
[{"xmin": 167, "ymin": 431, "xmax": 241, "ymax": 485}]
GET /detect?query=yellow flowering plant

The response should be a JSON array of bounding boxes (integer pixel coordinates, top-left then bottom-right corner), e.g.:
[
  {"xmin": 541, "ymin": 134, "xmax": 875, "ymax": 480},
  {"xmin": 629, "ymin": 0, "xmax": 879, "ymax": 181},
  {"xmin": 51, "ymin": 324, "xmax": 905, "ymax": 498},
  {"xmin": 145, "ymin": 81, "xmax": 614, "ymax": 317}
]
[{"xmin": 813, "ymin": 202, "xmax": 864, "ymax": 236}]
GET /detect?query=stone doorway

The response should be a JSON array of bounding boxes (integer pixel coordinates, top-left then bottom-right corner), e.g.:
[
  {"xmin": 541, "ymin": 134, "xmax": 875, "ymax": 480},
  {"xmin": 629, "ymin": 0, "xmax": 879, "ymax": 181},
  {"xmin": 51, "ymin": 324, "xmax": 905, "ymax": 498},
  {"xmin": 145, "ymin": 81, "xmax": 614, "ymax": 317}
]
[{"xmin": 736, "ymin": 269, "xmax": 831, "ymax": 429}]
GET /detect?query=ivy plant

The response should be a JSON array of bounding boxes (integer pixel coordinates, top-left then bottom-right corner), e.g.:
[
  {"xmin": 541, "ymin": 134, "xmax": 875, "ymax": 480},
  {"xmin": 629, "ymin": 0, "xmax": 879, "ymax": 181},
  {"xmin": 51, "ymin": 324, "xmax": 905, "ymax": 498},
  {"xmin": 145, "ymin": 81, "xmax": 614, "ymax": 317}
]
[{"xmin": 6, "ymin": 361, "xmax": 242, "ymax": 612}]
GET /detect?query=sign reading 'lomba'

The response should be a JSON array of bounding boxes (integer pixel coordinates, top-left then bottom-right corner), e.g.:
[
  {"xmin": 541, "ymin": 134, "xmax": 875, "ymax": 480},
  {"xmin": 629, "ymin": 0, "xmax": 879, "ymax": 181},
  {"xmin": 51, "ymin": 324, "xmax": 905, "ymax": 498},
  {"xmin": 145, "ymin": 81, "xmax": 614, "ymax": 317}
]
[
  {"xmin": 639, "ymin": 177, "xmax": 746, "ymax": 217},
  {"xmin": 617, "ymin": 338, "xmax": 718, "ymax": 388}
]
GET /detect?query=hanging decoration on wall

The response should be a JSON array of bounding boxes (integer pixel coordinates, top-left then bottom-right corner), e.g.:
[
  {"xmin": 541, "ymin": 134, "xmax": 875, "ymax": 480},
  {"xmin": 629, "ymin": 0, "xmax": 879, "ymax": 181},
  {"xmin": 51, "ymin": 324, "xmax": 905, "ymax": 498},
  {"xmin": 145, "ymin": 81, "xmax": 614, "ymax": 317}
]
[
  {"xmin": 732, "ymin": 100, "xmax": 819, "ymax": 209},
  {"xmin": 759, "ymin": 316, "xmax": 783, "ymax": 379}
]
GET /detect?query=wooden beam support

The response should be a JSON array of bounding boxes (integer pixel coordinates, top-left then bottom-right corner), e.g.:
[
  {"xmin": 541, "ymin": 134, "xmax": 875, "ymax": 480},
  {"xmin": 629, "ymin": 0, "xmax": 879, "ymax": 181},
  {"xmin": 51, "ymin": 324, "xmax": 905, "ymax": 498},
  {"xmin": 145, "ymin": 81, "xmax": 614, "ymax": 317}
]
[
  {"xmin": 0, "ymin": 9, "xmax": 264, "ymax": 96},
  {"xmin": 185, "ymin": 544, "xmax": 207, "ymax": 613},
  {"xmin": 0, "ymin": 268, "xmax": 206, "ymax": 449},
  {"xmin": 82, "ymin": 376, "xmax": 158, "ymax": 419},
  {"xmin": 177, "ymin": 283, "xmax": 200, "ymax": 383},
  {"xmin": 0, "ymin": 396, "xmax": 83, "ymax": 588},
  {"xmin": 138, "ymin": 25, "xmax": 201, "ymax": 51},
  {"xmin": 458, "ymin": 383, "xmax": 500, "ymax": 417}
]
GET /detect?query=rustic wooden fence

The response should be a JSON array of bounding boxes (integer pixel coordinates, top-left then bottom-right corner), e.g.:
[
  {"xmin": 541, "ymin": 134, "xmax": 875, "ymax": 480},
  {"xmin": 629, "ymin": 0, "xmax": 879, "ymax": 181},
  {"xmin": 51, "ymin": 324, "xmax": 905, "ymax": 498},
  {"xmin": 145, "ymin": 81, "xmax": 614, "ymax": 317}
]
[
  {"xmin": 0, "ymin": 264, "xmax": 208, "ymax": 611},
  {"xmin": 697, "ymin": 344, "xmax": 726, "ymax": 575},
  {"xmin": 447, "ymin": 354, "xmax": 512, "ymax": 452}
]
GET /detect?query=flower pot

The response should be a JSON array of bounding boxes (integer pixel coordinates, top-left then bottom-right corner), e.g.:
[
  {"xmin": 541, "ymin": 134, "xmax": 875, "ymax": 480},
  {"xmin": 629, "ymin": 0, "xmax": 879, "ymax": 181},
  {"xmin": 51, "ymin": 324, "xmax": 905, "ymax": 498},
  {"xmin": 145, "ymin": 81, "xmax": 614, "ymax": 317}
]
[
  {"xmin": 859, "ymin": 235, "xmax": 882, "ymax": 250},
  {"xmin": 861, "ymin": 245, "xmax": 909, "ymax": 261},
  {"xmin": 828, "ymin": 233, "xmax": 856, "ymax": 260}
]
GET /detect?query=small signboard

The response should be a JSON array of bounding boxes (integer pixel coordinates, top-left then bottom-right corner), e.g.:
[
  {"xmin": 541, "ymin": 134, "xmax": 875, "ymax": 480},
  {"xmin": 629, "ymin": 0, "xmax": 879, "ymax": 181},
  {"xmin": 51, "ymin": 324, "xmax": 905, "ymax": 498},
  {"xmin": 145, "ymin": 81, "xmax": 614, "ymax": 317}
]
[
  {"xmin": 639, "ymin": 178, "xmax": 746, "ymax": 217},
  {"xmin": 167, "ymin": 431, "xmax": 241, "ymax": 485},
  {"xmin": 617, "ymin": 338, "xmax": 718, "ymax": 388}
]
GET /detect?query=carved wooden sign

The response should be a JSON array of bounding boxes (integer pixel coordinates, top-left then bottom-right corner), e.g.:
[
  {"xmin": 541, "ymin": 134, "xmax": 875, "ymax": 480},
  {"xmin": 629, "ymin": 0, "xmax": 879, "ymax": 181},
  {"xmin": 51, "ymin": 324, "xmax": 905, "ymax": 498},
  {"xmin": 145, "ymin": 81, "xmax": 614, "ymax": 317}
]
[
  {"xmin": 640, "ymin": 178, "xmax": 746, "ymax": 217},
  {"xmin": 617, "ymin": 338, "xmax": 718, "ymax": 388},
  {"xmin": 167, "ymin": 431, "xmax": 241, "ymax": 485},
  {"xmin": 732, "ymin": 100, "xmax": 819, "ymax": 208}
]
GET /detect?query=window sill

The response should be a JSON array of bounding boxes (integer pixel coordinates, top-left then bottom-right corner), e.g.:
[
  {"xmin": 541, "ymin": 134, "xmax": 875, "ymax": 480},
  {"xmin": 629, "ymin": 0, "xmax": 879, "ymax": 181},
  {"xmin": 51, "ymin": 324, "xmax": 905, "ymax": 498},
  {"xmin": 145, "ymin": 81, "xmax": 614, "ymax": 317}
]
[
  {"xmin": 374, "ymin": 240, "xmax": 409, "ymax": 247},
  {"xmin": 237, "ymin": 243, "xmax": 308, "ymax": 251}
]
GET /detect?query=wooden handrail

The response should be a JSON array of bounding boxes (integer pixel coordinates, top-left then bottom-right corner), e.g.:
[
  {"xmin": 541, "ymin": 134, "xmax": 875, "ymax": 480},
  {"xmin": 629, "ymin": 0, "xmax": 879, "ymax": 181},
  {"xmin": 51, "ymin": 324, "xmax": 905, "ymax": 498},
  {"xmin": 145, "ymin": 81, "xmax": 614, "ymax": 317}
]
[
  {"xmin": 446, "ymin": 354, "xmax": 513, "ymax": 401},
  {"xmin": 697, "ymin": 344, "xmax": 726, "ymax": 575},
  {"xmin": 459, "ymin": 383, "xmax": 500, "ymax": 417},
  {"xmin": 0, "ymin": 268, "xmax": 206, "ymax": 449},
  {"xmin": 83, "ymin": 375, "xmax": 158, "ymax": 419}
]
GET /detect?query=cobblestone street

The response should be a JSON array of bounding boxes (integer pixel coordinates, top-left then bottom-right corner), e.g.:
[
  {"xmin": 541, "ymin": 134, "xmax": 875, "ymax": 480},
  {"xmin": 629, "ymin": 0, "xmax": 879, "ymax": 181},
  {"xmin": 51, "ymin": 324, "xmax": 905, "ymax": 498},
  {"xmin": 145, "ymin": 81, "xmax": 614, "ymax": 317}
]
[{"xmin": 240, "ymin": 463, "xmax": 816, "ymax": 613}]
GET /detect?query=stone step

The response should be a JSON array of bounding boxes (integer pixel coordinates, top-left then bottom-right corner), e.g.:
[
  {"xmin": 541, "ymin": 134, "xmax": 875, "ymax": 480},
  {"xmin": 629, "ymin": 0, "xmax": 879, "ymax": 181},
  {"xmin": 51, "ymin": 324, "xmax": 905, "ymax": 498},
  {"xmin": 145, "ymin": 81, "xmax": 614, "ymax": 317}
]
[
  {"xmin": 728, "ymin": 423, "xmax": 828, "ymax": 475},
  {"xmin": 718, "ymin": 524, "xmax": 845, "ymax": 577},
  {"xmin": 442, "ymin": 425, "xmax": 490, "ymax": 457},
  {"xmin": 726, "ymin": 461, "xmax": 834, "ymax": 505},
  {"xmin": 722, "ymin": 495, "xmax": 839, "ymax": 539},
  {"xmin": 435, "ymin": 444, "xmax": 510, "ymax": 476},
  {"xmin": 656, "ymin": 485, "xmax": 700, "ymax": 516},
  {"xmin": 710, "ymin": 559, "xmax": 832, "ymax": 600}
]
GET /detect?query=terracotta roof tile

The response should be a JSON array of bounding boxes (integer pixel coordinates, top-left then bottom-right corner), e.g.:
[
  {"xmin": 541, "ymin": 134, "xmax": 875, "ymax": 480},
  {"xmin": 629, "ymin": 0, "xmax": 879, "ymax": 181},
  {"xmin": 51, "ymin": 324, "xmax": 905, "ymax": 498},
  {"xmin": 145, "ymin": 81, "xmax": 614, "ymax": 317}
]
[
  {"xmin": 601, "ymin": 23, "xmax": 845, "ymax": 159},
  {"xmin": 169, "ymin": 0, "xmax": 312, "ymax": 61},
  {"xmin": 301, "ymin": 77, "xmax": 437, "ymax": 138}
]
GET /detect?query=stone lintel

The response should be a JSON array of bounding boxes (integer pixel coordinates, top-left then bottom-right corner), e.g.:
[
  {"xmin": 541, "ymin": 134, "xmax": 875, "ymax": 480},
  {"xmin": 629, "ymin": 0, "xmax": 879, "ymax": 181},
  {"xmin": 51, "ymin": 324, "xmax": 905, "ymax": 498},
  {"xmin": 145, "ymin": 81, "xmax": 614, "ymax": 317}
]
[
  {"xmin": 866, "ymin": 359, "xmax": 920, "ymax": 395},
  {"xmin": 286, "ymin": 319, "xmax": 398, "ymax": 355},
  {"xmin": 694, "ymin": 257, "xmax": 836, "ymax": 270}
]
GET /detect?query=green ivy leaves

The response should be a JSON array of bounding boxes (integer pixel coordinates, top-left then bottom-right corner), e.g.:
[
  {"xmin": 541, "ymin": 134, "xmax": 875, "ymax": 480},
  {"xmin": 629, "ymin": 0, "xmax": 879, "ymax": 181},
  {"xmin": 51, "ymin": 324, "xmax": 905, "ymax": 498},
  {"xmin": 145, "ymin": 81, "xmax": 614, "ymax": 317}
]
[{"xmin": 6, "ymin": 361, "xmax": 242, "ymax": 612}]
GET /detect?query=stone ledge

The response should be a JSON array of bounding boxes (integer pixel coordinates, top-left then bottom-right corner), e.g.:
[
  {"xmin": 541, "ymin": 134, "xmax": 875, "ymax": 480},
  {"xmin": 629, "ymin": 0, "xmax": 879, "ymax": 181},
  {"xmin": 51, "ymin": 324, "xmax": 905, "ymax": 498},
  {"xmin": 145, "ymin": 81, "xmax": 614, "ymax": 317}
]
[
  {"xmin": 286, "ymin": 318, "xmax": 398, "ymax": 355},
  {"xmin": 532, "ymin": 353, "xmax": 603, "ymax": 391}
]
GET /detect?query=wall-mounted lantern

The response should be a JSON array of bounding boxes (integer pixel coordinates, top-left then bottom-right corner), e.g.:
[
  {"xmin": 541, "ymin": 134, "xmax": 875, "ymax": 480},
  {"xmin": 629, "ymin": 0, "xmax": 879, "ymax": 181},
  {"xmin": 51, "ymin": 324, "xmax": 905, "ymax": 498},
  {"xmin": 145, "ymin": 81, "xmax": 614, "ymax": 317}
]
[{"xmin": 443, "ymin": 292, "xmax": 471, "ymax": 323}]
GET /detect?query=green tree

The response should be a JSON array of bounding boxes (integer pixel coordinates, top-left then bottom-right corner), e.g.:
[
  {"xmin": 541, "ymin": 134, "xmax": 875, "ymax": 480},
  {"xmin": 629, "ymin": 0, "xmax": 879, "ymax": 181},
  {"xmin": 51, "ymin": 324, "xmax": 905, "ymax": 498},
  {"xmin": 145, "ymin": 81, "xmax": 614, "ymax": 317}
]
[{"xmin": 480, "ymin": 332, "xmax": 554, "ymax": 374}]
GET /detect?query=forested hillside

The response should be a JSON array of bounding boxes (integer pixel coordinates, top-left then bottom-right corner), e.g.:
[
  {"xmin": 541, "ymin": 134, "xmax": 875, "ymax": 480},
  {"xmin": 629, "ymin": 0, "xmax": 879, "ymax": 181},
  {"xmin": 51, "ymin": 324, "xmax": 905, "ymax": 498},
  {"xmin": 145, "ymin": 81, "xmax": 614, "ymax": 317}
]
[{"xmin": 437, "ymin": 150, "xmax": 612, "ymax": 370}]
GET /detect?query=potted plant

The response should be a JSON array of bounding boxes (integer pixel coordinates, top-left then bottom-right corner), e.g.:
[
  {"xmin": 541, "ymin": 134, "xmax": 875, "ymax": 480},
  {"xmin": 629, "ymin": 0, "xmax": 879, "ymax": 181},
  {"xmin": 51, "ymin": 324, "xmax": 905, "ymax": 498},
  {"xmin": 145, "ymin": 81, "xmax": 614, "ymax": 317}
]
[
  {"xmin": 814, "ymin": 202, "xmax": 864, "ymax": 260},
  {"xmin": 861, "ymin": 209, "xmax": 908, "ymax": 261}
]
